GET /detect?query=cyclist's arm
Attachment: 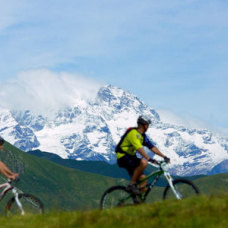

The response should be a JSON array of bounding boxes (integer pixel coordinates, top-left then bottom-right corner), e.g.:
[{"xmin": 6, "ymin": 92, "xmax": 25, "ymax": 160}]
[
  {"xmin": 137, "ymin": 147, "xmax": 150, "ymax": 160},
  {"xmin": 138, "ymin": 146, "xmax": 165, "ymax": 160},
  {"xmin": 0, "ymin": 161, "xmax": 19, "ymax": 180},
  {"xmin": 151, "ymin": 146, "xmax": 165, "ymax": 158},
  {"xmin": 142, "ymin": 134, "xmax": 165, "ymax": 159}
]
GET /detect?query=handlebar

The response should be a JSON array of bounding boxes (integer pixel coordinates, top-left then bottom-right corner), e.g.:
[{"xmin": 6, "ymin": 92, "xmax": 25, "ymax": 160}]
[
  {"xmin": 148, "ymin": 159, "xmax": 169, "ymax": 168},
  {"xmin": 8, "ymin": 177, "xmax": 20, "ymax": 183},
  {"xmin": 5, "ymin": 177, "xmax": 20, "ymax": 184}
]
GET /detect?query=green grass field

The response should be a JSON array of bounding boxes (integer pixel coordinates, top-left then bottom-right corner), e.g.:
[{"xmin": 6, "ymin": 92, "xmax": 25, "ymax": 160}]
[
  {"xmin": 0, "ymin": 193, "xmax": 227, "ymax": 228},
  {"xmin": 1, "ymin": 140, "xmax": 228, "ymax": 223}
]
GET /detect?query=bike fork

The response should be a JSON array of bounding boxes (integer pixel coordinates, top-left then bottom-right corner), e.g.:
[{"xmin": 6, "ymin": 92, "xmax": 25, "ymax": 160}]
[
  {"xmin": 164, "ymin": 172, "xmax": 182, "ymax": 200},
  {"xmin": 13, "ymin": 190, "xmax": 25, "ymax": 215}
]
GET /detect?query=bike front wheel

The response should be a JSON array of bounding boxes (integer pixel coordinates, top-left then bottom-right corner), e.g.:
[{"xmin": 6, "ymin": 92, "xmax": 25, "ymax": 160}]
[
  {"xmin": 100, "ymin": 185, "xmax": 137, "ymax": 210},
  {"xmin": 163, "ymin": 179, "xmax": 199, "ymax": 200},
  {"xmin": 5, "ymin": 193, "xmax": 44, "ymax": 216}
]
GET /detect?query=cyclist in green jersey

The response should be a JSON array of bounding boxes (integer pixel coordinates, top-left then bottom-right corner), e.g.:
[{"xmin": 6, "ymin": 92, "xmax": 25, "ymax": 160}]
[
  {"xmin": 116, "ymin": 116, "xmax": 170, "ymax": 194},
  {"xmin": 0, "ymin": 136, "xmax": 19, "ymax": 180}
]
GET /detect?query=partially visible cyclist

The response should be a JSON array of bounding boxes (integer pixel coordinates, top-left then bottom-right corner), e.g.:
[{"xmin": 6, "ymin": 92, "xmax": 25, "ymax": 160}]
[
  {"xmin": 0, "ymin": 136, "xmax": 19, "ymax": 180},
  {"xmin": 116, "ymin": 115, "xmax": 170, "ymax": 194}
]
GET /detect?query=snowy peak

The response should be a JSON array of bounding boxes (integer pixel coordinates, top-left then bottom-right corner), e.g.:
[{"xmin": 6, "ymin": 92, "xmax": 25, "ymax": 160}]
[
  {"xmin": 148, "ymin": 123, "xmax": 227, "ymax": 175},
  {"xmin": 0, "ymin": 109, "xmax": 40, "ymax": 151},
  {"xmin": 11, "ymin": 110, "xmax": 46, "ymax": 131},
  {"xmin": 0, "ymin": 85, "xmax": 227, "ymax": 176},
  {"xmin": 95, "ymin": 85, "xmax": 160, "ymax": 123}
]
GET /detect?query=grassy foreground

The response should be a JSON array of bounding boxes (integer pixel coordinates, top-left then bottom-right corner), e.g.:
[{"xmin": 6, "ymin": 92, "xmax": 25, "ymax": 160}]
[{"xmin": 0, "ymin": 194, "xmax": 227, "ymax": 228}]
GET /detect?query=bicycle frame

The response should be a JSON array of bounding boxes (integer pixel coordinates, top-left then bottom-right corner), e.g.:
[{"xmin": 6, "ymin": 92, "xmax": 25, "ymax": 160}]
[
  {"xmin": 137, "ymin": 162, "xmax": 182, "ymax": 200},
  {"xmin": 0, "ymin": 182, "xmax": 13, "ymax": 201},
  {"xmin": 114, "ymin": 164, "xmax": 165, "ymax": 205},
  {"xmin": 114, "ymin": 163, "xmax": 165, "ymax": 205},
  {"xmin": 0, "ymin": 179, "xmax": 25, "ymax": 215},
  {"xmin": 101, "ymin": 160, "xmax": 200, "ymax": 209}
]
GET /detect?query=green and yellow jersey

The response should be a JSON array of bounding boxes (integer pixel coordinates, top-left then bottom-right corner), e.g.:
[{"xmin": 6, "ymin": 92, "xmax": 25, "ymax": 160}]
[{"xmin": 115, "ymin": 128, "xmax": 154, "ymax": 159}]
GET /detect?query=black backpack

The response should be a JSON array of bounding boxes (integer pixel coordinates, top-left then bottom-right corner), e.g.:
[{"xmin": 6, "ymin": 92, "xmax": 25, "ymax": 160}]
[{"xmin": 115, "ymin": 128, "xmax": 136, "ymax": 153}]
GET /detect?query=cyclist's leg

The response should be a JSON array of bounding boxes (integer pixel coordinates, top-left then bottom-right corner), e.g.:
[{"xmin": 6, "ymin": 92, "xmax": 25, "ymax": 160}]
[
  {"xmin": 138, "ymin": 173, "xmax": 148, "ymax": 192},
  {"xmin": 117, "ymin": 154, "xmax": 140, "ymax": 178},
  {"xmin": 117, "ymin": 155, "xmax": 148, "ymax": 193},
  {"xmin": 130, "ymin": 158, "xmax": 148, "ymax": 184}
]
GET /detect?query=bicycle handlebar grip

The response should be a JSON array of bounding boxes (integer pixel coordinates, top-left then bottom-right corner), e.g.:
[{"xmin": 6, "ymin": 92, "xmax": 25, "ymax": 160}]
[
  {"xmin": 8, "ymin": 177, "xmax": 20, "ymax": 183},
  {"xmin": 14, "ymin": 177, "xmax": 20, "ymax": 182},
  {"xmin": 148, "ymin": 158, "xmax": 157, "ymax": 164},
  {"xmin": 164, "ymin": 156, "xmax": 170, "ymax": 163}
]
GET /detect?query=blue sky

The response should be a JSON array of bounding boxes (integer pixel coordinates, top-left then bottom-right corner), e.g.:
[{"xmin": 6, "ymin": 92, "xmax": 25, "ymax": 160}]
[{"xmin": 0, "ymin": 0, "xmax": 227, "ymax": 135}]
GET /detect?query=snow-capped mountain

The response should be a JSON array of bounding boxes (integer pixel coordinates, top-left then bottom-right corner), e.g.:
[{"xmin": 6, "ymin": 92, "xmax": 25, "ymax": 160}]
[{"xmin": 0, "ymin": 85, "xmax": 227, "ymax": 176}]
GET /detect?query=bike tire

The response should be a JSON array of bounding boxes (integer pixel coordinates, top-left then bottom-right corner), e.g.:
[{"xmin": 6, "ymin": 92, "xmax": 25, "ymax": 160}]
[
  {"xmin": 5, "ymin": 193, "xmax": 44, "ymax": 216},
  {"xmin": 163, "ymin": 178, "xmax": 200, "ymax": 200},
  {"xmin": 100, "ymin": 185, "xmax": 137, "ymax": 210}
]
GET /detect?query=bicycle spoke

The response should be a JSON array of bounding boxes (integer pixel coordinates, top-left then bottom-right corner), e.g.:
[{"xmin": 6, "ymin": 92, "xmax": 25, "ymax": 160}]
[
  {"xmin": 100, "ymin": 186, "xmax": 136, "ymax": 209},
  {"xmin": 6, "ymin": 194, "xmax": 44, "ymax": 216}
]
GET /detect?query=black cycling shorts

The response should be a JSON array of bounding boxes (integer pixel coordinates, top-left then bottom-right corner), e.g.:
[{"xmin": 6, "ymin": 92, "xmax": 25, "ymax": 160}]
[{"xmin": 117, "ymin": 154, "xmax": 142, "ymax": 177}]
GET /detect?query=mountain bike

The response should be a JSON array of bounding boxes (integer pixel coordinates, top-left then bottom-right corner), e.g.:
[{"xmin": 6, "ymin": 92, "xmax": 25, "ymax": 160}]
[
  {"xmin": 100, "ymin": 160, "xmax": 200, "ymax": 209},
  {"xmin": 0, "ymin": 178, "xmax": 44, "ymax": 215}
]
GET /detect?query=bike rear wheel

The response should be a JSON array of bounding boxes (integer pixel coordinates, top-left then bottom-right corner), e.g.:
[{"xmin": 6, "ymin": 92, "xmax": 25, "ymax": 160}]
[
  {"xmin": 100, "ymin": 186, "xmax": 137, "ymax": 210},
  {"xmin": 6, "ymin": 193, "xmax": 44, "ymax": 216},
  {"xmin": 163, "ymin": 178, "xmax": 199, "ymax": 200}
]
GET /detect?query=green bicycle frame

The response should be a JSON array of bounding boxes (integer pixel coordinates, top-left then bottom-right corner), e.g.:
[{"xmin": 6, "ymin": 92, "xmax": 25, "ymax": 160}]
[
  {"xmin": 139, "ymin": 163, "xmax": 182, "ymax": 200},
  {"xmin": 115, "ymin": 162, "xmax": 182, "ymax": 206},
  {"xmin": 116, "ymin": 166, "xmax": 164, "ymax": 205},
  {"xmin": 137, "ymin": 167, "xmax": 164, "ymax": 200}
]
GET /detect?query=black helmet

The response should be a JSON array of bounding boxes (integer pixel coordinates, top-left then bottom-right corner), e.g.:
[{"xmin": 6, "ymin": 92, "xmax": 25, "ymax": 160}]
[
  {"xmin": 0, "ymin": 136, "xmax": 5, "ymax": 145},
  {"xmin": 137, "ymin": 115, "xmax": 151, "ymax": 126}
]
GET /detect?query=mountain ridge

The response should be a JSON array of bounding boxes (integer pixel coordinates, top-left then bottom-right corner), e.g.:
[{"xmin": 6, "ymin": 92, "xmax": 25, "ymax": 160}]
[{"xmin": 0, "ymin": 85, "xmax": 227, "ymax": 176}]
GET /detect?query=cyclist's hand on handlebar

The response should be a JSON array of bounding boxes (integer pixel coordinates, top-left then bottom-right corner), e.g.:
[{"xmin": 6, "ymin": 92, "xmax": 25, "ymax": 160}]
[
  {"xmin": 10, "ymin": 173, "xmax": 19, "ymax": 181},
  {"xmin": 148, "ymin": 158, "xmax": 159, "ymax": 165},
  {"xmin": 164, "ymin": 156, "xmax": 170, "ymax": 163}
]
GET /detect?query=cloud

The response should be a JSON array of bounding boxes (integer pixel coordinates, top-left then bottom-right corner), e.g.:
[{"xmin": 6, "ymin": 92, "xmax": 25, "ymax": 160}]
[
  {"xmin": 0, "ymin": 1, "xmax": 26, "ymax": 31},
  {"xmin": 158, "ymin": 109, "xmax": 207, "ymax": 128},
  {"xmin": 0, "ymin": 0, "xmax": 227, "ymax": 133},
  {"xmin": 1, "ymin": 0, "xmax": 228, "ymax": 79},
  {"xmin": 0, "ymin": 69, "xmax": 103, "ymax": 115},
  {"xmin": 157, "ymin": 109, "xmax": 228, "ymax": 138}
]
